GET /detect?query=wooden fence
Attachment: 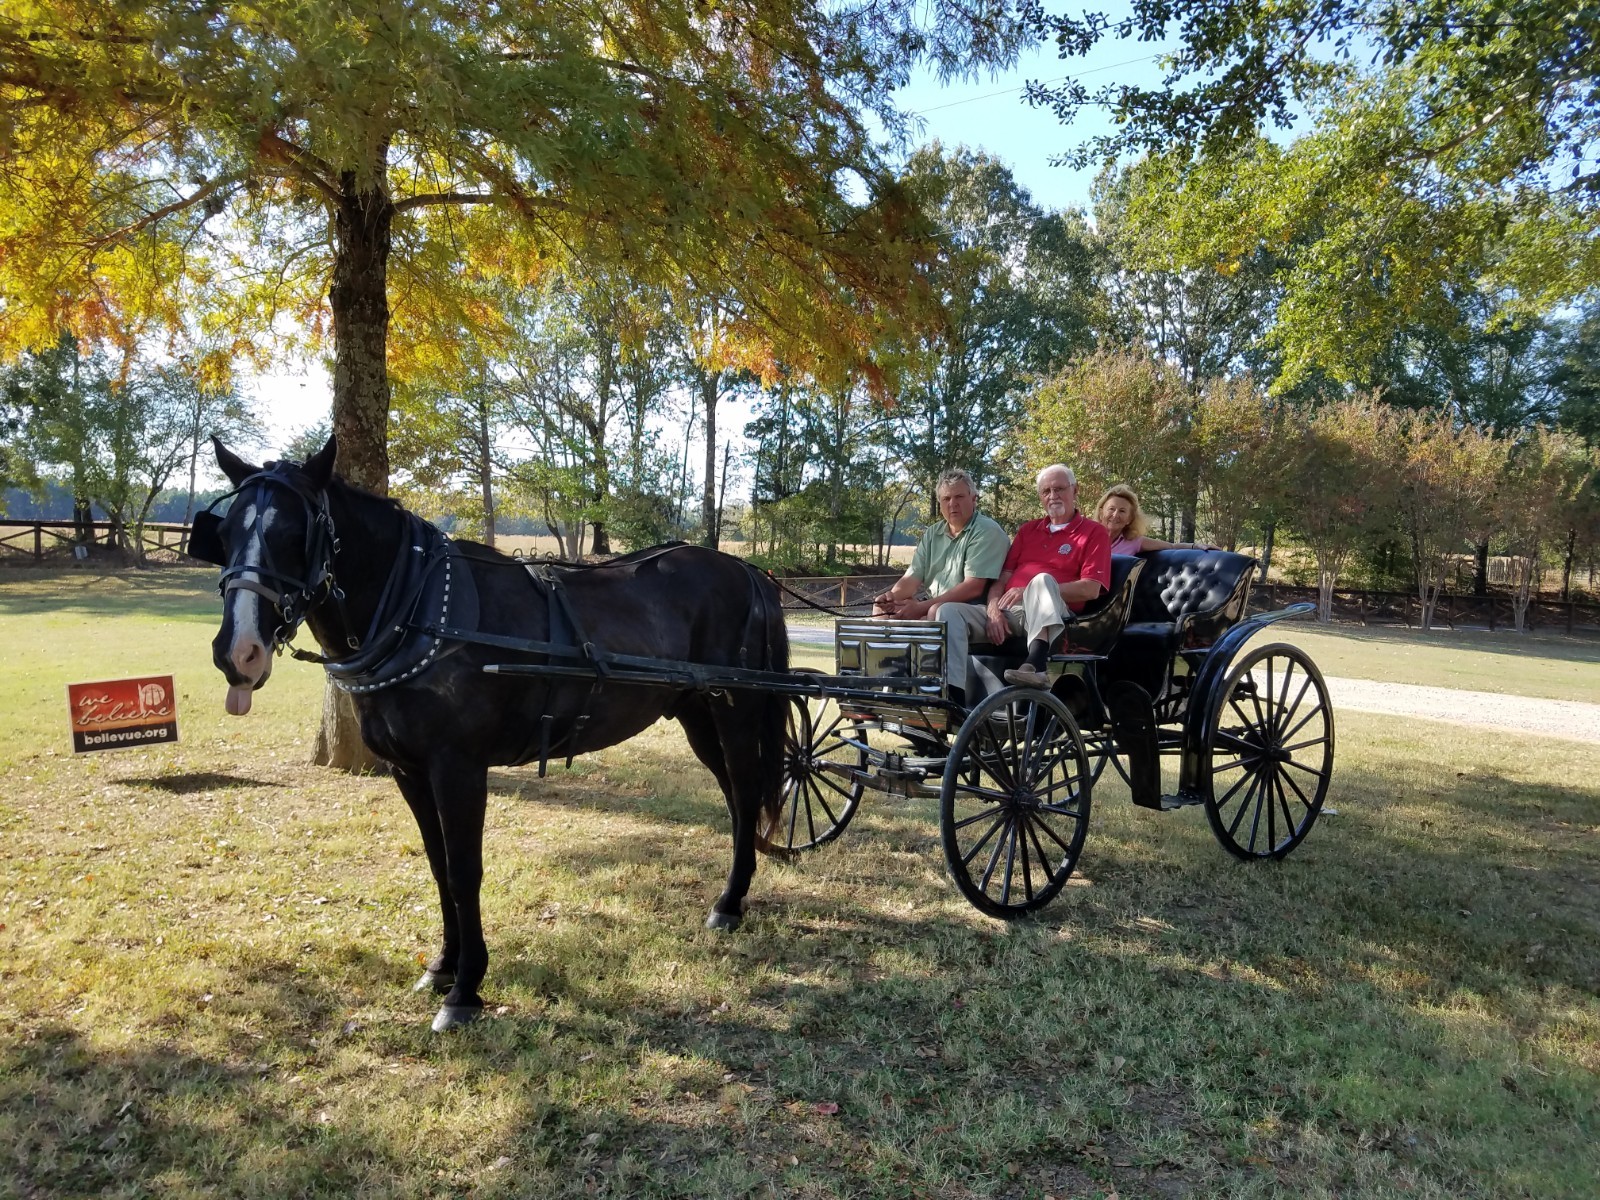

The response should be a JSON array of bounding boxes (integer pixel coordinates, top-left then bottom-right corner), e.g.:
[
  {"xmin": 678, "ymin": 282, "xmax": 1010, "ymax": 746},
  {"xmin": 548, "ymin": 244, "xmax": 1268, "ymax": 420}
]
[
  {"xmin": 0, "ymin": 520, "xmax": 192, "ymax": 563},
  {"xmin": 777, "ymin": 573, "xmax": 1600, "ymax": 633},
  {"xmin": 5, "ymin": 528, "xmax": 1597, "ymax": 633}
]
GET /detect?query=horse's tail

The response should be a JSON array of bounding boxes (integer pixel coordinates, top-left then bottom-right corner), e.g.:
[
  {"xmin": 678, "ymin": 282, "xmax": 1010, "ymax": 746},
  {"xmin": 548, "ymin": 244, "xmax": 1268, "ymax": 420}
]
[{"xmin": 750, "ymin": 564, "xmax": 790, "ymax": 836}]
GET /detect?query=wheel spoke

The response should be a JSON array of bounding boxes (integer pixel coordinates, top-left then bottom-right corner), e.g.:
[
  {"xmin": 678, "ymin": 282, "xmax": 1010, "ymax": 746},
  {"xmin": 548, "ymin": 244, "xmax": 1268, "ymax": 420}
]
[
  {"xmin": 803, "ymin": 779, "xmax": 842, "ymax": 829},
  {"xmin": 1279, "ymin": 702, "xmax": 1327, "ymax": 745},
  {"xmin": 952, "ymin": 803, "xmax": 1006, "ymax": 832},
  {"xmin": 979, "ymin": 816, "xmax": 1013, "ymax": 892},
  {"xmin": 1015, "ymin": 815, "xmax": 1036, "ymax": 902},
  {"xmin": 1227, "ymin": 770, "xmax": 1264, "ymax": 838},
  {"xmin": 1279, "ymin": 733, "xmax": 1330, "ymax": 756},
  {"xmin": 1266, "ymin": 765, "xmax": 1277, "ymax": 848},
  {"xmin": 976, "ymin": 724, "xmax": 1018, "ymax": 793},
  {"xmin": 1244, "ymin": 770, "xmax": 1267, "ymax": 853},
  {"xmin": 951, "ymin": 780, "xmax": 1012, "ymax": 805},
  {"xmin": 1213, "ymin": 764, "xmax": 1256, "ymax": 813},
  {"xmin": 1283, "ymin": 758, "xmax": 1330, "ymax": 782},
  {"xmin": 961, "ymin": 811, "xmax": 1009, "ymax": 868},
  {"xmin": 1031, "ymin": 810, "xmax": 1082, "ymax": 857},
  {"xmin": 1281, "ymin": 767, "xmax": 1316, "ymax": 811},
  {"xmin": 1274, "ymin": 770, "xmax": 1298, "ymax": 841},
  {"xmin": 1275, "ymin": 672, "xmax": 1315, "ymax": 741}
]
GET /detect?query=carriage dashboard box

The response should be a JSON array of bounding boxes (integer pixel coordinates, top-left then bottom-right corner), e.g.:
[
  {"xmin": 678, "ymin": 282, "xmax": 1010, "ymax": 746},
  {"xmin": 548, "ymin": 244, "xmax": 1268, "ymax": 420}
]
[{"xmin": 66, "ymin": 675, "xmax": 179, "ymax": 753}]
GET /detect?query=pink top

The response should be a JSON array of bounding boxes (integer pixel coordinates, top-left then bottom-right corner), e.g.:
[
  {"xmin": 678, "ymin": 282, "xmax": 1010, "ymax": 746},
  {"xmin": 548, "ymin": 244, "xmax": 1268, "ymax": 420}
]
[{"xmin": 1110, "ymin": 535, "xmax": 1143, "ymax": 556}]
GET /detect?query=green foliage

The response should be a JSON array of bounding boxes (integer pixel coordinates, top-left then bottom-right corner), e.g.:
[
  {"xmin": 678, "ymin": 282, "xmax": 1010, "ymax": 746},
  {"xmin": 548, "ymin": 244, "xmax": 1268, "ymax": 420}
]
[{"xmin": 887, "ymin": 145, "xmax": 1100, "ymax": 497}]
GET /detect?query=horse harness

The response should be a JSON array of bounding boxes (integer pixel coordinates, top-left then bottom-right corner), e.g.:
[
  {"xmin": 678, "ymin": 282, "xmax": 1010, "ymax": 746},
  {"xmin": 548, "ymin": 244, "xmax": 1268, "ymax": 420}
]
[{"xmin": 189, "ymin": 474, "xmax": 774, "ymax": 774}]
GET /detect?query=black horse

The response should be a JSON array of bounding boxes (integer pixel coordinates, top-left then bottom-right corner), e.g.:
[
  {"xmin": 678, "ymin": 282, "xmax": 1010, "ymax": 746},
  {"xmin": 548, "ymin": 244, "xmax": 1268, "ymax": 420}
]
[{"xmin": 191, "ymin": 436, "xmax": 789, "ymax": 1031}]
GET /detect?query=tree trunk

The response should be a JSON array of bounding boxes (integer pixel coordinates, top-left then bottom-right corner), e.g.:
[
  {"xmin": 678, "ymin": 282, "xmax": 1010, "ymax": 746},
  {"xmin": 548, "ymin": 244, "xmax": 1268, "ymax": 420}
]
[
  {"xmin": 1561, "ymin": 528, "xmax": 1576, "ymax": 600},
  {"xmin": 313, "ymin": 170, "xmax": 394, "ymax": 775},
  {"xmin": 1257, "ymin": 521, "xmax": 1275, "ymax": 585},
  {"xmin": 477, "ymin": 398, "xmax": 496, "ymax": 547},
  {"xmin": 716, "ymin": 441, "xmax": 732, "ymax": 547},
  {"xmin": 700, "ymin": 368, "xmax": 719, "ymax": 548},
  {"xmin": 1472, "ymin": 539, "xmax": 1489, "ymax": 596}
]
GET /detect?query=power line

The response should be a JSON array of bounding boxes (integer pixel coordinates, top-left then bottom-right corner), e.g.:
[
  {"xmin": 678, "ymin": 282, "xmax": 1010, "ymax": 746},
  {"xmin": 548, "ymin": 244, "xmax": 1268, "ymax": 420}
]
[{"xmin": 909, "ymin": 54, "xmax": 1161, "ymax": 116}]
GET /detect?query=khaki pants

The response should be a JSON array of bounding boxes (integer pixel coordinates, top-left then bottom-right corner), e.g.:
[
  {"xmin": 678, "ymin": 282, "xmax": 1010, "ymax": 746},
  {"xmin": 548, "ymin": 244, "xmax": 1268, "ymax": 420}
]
[{"xmin": 936, "ymin": 574, "xmax": 1068, "ymax": 693}]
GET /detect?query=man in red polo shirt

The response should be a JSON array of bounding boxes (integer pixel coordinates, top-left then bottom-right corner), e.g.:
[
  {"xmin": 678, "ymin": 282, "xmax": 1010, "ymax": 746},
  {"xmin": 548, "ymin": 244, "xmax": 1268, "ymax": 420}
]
[{"xmin": 937, "ymin": 463, "xmax": 1111, "ymax": 693}]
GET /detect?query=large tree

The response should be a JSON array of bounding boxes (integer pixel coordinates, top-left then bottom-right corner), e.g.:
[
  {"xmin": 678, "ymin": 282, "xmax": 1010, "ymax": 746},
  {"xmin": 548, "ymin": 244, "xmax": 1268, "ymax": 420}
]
[
  {"xmin": 889, "ymin": 143, "xmax": 1100, "ymax": 506},
  {"xmin": 2, "ymin": 0, "xmax": 1026, "ymax": 766},
  {"xmin": 1029, "ymin": 6, "xmax": 1599, "ymax": 391}
]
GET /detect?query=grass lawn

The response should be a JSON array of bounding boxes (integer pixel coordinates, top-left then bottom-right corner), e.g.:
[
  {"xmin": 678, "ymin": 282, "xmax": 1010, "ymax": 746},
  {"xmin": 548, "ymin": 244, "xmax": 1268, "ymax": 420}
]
[{"xmin": 1, "ymin": 567, "xmax": 1596, "ymax": 1199}]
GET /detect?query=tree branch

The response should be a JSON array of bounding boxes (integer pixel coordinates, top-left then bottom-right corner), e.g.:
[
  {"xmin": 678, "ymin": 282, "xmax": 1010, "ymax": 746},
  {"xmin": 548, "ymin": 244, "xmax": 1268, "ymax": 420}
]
[
  {"xmin": 84, "ymin": 170, "xmax": 248, "ymax": 248},
  {"xmin": 392, "ymin": 190, "xmax": 500, "ymax": 214}
]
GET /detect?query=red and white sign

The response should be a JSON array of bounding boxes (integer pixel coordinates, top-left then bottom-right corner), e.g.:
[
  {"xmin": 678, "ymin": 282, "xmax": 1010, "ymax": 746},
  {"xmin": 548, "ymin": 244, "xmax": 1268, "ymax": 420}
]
[{"xmin": 67, "ymin": 675, "xmax": 179, "ymax": 754}]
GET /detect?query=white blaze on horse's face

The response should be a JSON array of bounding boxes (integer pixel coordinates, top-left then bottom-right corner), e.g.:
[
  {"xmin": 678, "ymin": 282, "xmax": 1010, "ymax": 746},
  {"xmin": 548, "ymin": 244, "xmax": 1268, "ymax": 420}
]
[{"xmin": 223, "ymin": 496, "xmax": 273, "ymax": 716}]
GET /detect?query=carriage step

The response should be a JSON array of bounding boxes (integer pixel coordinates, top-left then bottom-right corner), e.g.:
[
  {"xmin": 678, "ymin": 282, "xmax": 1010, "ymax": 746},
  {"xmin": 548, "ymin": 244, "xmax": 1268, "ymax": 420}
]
[{"xmin": 1157, "ymin": 791, "xmax": 1206, "ymax": 812}]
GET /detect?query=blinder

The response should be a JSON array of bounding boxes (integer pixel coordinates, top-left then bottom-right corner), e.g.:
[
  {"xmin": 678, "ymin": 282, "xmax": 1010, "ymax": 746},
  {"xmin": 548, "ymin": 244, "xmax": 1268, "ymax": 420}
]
[
  {"xmin": 191, "ymin": 463, "xmax": 350, "ymax": 652},
  {"xmin": 184, "ymin": 508, "xmax": 227, "ymax": 566}
]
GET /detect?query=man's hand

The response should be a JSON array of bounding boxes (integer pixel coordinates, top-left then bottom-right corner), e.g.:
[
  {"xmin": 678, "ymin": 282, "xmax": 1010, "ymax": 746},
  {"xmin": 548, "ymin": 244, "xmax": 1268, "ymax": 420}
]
[{"xmin": 985, "ymin": 601, "xmax": 1010, "ymax": 645}]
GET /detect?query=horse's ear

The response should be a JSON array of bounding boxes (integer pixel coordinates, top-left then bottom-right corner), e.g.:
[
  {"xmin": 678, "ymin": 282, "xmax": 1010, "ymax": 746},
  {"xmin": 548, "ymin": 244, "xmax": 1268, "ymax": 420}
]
[
  {"xmin": 213, "ymin": 437, "xmax": 260, "ymax": 486},
  {"xmin": 302, "ymin": 434, "xmax": 338, "ymax": 490}
]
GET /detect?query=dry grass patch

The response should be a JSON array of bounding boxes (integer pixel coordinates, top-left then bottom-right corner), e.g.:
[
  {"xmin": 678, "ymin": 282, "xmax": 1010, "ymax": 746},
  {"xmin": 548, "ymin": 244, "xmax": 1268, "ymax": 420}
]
[{"xmin": 1, "ymin": 569, "xmax": 1596, "ymax": 1198}]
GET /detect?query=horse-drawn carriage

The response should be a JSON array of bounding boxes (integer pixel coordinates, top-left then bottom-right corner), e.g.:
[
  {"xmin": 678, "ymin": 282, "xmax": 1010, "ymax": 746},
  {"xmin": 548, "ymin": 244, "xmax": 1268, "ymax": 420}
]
[
  {"xmin": 771, "ymin": 550, "xmax": 1335, "ymax": 918},
  {"xmin": 190, "ymin": 438, "xmax": 1335, "ymax": 1029}
]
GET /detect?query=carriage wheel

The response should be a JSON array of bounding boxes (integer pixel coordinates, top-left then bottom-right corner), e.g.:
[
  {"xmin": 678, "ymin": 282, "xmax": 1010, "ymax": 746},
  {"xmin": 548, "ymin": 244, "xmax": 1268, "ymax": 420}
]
[
  {"xmin": 1203, "ymin": 642, "xmax": 1334, "ymax": 861},
  {"xmin": 939, "ymin": 687, "xmax": 1093, "ymax": 919},
  {"xmin": 760, "ymin": 688, "xmax": 867, "ymax": 858}
]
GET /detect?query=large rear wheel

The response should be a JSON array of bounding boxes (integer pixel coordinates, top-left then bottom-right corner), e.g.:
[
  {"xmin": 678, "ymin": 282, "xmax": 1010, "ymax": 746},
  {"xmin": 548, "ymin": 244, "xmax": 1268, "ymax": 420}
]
[
  {"xmin": 939, "ymin": 687, "xmax": 1093, "ymax": 918},
  {"xmin": 1203, "ymin": 642, "xmax": 1334, "ymax": 860},
  {"xmin": 760, "ymin": 685, "xmax": 867, "ymax": 857}
]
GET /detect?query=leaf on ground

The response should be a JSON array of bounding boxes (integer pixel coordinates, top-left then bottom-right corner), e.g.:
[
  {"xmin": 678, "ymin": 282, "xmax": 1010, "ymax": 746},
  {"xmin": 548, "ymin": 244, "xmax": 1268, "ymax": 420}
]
[{"xmin": 812, "ymin": 1101, "xmax": 839, "ymax": 1116}]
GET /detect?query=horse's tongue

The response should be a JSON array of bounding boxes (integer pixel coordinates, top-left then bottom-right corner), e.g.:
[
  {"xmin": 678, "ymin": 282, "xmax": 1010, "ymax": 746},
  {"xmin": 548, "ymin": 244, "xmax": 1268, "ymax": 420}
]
[{"xmin": 225, "ymin": 684, "xmax": 254, "ymax": 716}]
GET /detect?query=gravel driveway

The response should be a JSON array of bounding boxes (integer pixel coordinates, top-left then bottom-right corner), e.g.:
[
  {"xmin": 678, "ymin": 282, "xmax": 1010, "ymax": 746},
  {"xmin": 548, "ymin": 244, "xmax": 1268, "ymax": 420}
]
[{"xmin": 785, "ymin": 623, "xmax": 1600, "ymax": 745}]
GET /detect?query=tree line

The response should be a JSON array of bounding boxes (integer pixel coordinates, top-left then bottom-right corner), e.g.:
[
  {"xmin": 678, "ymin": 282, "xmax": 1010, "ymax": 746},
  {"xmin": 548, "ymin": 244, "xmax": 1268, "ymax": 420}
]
[{"xmin": 3, "ymin": 2, "xmax": 1596, "ymax": 766}]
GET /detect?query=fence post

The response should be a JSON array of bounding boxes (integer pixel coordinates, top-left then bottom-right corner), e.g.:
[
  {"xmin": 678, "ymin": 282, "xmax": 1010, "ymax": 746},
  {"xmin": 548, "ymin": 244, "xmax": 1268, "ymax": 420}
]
[{"xmin": 34, "ymin": 524, "xmax": 42, "ymax": 562}]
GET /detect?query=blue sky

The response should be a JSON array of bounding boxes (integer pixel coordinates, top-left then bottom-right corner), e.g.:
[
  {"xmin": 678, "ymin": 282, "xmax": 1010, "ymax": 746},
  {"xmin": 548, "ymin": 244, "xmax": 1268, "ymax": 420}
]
[{"xmin": 889, "ymin": 30, "xmax": 1175, "ymax": 214}]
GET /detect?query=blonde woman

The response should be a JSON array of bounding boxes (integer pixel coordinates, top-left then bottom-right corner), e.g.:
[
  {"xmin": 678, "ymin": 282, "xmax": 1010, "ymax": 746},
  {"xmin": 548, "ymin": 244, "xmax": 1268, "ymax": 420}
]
[{"xmin": 1095, "ymin": 484, "xmax": 1216, "ymax": 555}]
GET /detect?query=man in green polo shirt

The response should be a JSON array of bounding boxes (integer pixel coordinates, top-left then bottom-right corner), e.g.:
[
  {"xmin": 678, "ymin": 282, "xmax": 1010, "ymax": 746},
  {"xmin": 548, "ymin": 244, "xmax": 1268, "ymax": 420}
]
[{"xmin": 873, "ymin": 468, "xmax": 1009, "ymax": 621}]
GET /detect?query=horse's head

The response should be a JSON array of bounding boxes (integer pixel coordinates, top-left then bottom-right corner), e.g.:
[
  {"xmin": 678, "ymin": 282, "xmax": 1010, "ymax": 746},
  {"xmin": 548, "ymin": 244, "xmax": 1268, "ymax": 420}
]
[{"xmin": 189, "ymin": 435, "xmax": 339, "ymax": 715}]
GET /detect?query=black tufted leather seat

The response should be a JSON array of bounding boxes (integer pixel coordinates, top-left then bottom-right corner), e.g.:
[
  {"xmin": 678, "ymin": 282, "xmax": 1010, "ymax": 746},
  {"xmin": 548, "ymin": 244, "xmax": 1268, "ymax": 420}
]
[{"xmin": 1105, "ymin": 550, "xmax": 1255, "ymax": 697}]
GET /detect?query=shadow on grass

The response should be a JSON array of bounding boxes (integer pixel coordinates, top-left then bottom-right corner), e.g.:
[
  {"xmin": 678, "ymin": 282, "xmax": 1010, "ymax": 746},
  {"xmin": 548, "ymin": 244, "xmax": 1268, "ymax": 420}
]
[
  {"xmin": 120, "ymin": 771, "xmax": 284, "ymax": 794},
  {"xmin": 0, "ymin": 566, "xmax": 219, "ymax": 622},
  {"xmin": 12, "ymin": 711, "xmax": 1595, "ymax": 1197}
]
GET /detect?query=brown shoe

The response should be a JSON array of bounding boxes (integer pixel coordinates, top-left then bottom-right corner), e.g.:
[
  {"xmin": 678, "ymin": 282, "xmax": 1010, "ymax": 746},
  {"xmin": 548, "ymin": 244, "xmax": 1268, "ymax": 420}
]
[{"xmin": 1003, "ymin": 664, "xmax": 1050, "ymax": 689}]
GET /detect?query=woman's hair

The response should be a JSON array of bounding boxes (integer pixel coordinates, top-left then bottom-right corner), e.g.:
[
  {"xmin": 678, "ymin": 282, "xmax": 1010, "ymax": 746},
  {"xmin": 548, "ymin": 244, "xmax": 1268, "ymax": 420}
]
[{"xmin": 1095, "ymin": 483, "xmax": 1147, "ymax": 541}]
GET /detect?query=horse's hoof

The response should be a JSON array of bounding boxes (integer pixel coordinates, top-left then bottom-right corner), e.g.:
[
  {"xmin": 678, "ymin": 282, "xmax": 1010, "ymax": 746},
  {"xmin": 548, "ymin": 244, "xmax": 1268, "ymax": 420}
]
[
  {"xmin": 431, "ymin": 1004, "xmax": 482, "ymax": 1033},
  {"xmin": 413, "ymin": 970, "xmax": 456, "ymax": 994},
  {"xmin": 705, "ymin": 910, "xmax": 742, "ymax": 932}
]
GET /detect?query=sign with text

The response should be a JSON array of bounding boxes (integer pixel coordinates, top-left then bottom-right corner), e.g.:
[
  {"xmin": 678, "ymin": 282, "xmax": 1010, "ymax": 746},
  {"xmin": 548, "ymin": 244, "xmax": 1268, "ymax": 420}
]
[{"xmin": 67, "ymin": 675, "xmax": 179, "ymax": 753}]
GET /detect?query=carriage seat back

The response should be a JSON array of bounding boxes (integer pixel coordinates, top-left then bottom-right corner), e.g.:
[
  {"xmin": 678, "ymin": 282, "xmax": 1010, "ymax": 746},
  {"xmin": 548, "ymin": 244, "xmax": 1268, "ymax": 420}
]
[
  {"xmin": 1105, "ymin": 550, "xmax": 1256, "ymax": 700},
  {"xmin": 1127, "ymin": 549, "xmax": 1256, "ymax": 648},
  {"xmin": 1062, "ymin": 553, "xmax": 1146, "ymax": 656}
]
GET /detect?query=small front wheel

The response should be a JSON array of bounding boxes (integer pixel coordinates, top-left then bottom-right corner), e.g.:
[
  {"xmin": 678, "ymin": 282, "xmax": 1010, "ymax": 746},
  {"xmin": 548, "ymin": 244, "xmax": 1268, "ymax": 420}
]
[
  {"xmin": 1203, "ymin": 642, "xmax": 1334, "ymax": 860},
  {"xmin": 760, "ymin": 684, "xmax": 867, "ymax": 858},
  {"xmin": 940, "ymin": 687, "xmax": 1093, "ymax": 918}
]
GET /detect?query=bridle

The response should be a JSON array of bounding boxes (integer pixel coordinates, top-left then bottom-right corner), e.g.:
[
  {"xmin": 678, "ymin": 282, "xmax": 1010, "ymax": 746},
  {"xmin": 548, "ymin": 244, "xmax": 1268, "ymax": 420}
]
[{"xmin": 186, "ymin": 463, "xmax": 358, "ymax": 655}]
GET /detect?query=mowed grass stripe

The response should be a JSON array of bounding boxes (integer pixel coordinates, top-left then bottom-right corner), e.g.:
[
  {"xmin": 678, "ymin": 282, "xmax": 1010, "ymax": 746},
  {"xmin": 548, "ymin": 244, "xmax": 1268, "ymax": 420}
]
[{"xmin": 1, "ymin": 568, "xmax": 1596, "ymax": 1198}]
